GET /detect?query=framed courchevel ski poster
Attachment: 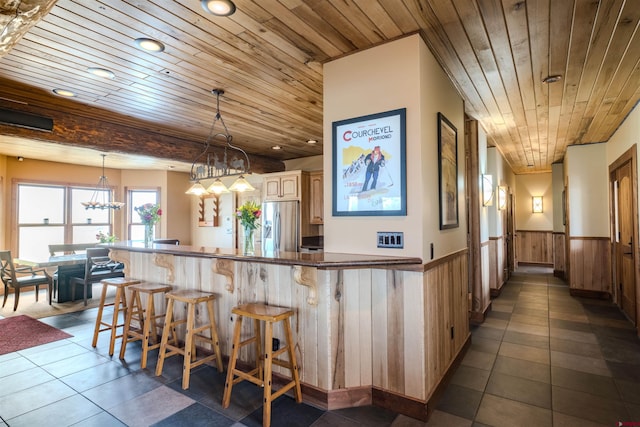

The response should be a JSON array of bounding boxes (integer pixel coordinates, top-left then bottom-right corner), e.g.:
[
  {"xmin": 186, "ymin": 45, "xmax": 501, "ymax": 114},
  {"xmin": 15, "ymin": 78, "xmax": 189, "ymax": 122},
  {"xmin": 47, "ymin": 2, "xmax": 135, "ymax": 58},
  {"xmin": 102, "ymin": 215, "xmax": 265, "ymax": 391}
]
[{"xmin": 332, "ymin": 108, "xmax": 407, "ymax": 216}]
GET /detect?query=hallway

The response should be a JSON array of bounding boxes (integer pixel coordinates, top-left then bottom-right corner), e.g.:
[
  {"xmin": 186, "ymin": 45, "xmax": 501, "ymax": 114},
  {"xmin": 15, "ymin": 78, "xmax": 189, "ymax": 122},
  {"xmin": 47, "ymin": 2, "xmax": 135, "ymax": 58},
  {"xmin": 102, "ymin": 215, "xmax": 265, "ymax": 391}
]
[
  {"xmin": 1, "ymin": 267, "xmax": 639, "ymax": 426},
  {"xmin": 433, "ymin": 266, "xmax": 640, "ymax": 426}
]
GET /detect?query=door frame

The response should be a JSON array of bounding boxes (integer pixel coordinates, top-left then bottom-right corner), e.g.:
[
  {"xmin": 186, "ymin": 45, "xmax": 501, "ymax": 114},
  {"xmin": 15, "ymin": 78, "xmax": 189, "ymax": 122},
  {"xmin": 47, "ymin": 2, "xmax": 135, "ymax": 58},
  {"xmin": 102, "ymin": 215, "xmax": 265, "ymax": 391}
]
[{"xmin": 609, "ymin": 145, "xmax": 639, "ymax": 331}]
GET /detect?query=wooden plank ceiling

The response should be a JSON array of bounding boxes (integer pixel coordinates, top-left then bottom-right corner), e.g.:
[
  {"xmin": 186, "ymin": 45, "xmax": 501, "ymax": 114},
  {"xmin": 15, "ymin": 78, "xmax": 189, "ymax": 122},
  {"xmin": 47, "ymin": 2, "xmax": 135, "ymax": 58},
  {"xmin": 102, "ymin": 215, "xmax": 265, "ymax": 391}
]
[{"xmin": 0, "ymin": 0, "xmax": 638, "ymax": 174}]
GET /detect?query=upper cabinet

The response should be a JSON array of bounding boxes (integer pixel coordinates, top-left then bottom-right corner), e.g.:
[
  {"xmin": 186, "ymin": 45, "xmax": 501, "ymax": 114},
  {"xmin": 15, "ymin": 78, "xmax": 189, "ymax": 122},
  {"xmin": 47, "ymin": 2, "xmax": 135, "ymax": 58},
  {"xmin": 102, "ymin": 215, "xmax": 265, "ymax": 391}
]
[
  {"xmin": 263, "ymin": 171, "xmax": 300, "ymax": 201},
  {"xmin": 309, "ymin": 171, "xmax": 323, "ymax": 224}
]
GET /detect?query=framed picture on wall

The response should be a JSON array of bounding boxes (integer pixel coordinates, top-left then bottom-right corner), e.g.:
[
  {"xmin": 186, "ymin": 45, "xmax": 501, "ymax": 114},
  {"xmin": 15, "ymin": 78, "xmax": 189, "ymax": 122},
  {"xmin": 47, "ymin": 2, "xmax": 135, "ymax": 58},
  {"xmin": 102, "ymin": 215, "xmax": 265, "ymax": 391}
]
[
  {"xmin": 438, "ymin": 112, "xmax": 459, "ymax": 229},
  {"xmin": 332, "ymin": 108, "xmax": 407, "ymax": 216}
]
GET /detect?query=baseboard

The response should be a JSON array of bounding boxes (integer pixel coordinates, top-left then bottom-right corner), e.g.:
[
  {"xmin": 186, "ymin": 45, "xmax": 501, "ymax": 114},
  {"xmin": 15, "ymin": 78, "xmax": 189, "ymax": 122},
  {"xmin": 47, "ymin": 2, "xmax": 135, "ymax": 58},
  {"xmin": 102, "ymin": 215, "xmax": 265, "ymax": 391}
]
[
  {"xmin": 518, "ymin": 262, "xmax": 553, "ymax": 267},
  {"xmin": 469, "ymin": 300, "xmax": 492, "ymax": 325},
  {"xmin": 202, "ymin": 335, "xmax": 473, "ymax": 423},
  {"xmin": 553, "ymin": 270, "xmax": 565, "ymax": 279},
  {"xmin": 372, "ymin": 333, "xmax": 472, "ymax": 421},
  {"xmin": 569, "ymin": 288, "xmax": 610, "ymax": 300},
  {"xmin": 490, "ymin": 283, "xmax": 504, "ymax": 298}
]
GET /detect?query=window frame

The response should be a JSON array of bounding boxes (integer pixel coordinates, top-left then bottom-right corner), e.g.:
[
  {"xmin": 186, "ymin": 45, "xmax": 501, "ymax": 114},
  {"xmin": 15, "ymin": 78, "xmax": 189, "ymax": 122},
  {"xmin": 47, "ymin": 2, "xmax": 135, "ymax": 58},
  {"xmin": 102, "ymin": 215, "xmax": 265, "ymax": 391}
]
[
  {"xmin": 12, "ymin": 178, "xmax": 117, "ymax": 258},
  {"xmin": 126, "ymin": 187, "xmax": 161, "ymax": 241}
]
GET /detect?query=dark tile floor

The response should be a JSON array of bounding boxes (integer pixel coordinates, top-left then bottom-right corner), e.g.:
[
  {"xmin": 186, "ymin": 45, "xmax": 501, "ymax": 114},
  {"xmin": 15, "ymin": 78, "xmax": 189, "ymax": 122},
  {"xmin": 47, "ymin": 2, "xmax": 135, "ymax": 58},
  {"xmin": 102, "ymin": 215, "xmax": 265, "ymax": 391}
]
[{"xmin": 1, "ymin": 266, "xmax": 639, "ymax": 426}]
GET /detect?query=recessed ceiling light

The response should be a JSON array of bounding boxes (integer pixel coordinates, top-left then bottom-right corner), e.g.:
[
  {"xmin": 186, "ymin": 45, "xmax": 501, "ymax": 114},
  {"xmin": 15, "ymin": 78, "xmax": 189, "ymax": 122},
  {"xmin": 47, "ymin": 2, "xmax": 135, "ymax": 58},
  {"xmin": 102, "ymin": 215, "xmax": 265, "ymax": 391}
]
[
  {"xmin": 201, "ymin": 0, "xmax": 236, "ymax": 16},
  {"xmin": 271, "ymin": 145, "xmax": 282, "ymax": 150},
  {"xmin": 53, "ymin": 88, "xmax": 75, "ymax": 97},
  {"xmin": 135, "ymin": 38, "xmax": 165, "ymax": 53},
  {"xmin": 542, "ymin": 75, "xmax": 562, "ymax": 84},
  {"xmin": 306, "ymin": 139, "xmax": 318, "ymax": 145},
  {"xmin": 87, "ymin": 67, "xmax": 115, "ymax": 79}
]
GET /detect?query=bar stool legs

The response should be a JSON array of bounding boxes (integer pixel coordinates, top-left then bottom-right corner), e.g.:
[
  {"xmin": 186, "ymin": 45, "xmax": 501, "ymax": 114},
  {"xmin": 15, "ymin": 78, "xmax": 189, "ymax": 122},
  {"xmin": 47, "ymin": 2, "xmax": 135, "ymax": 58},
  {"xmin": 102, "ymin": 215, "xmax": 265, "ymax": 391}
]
[
  {"xmin": 222, "ymin": 303, "xmax": 302, "ymax": 427},
  {"xmin": 119, "ymin": 282, "xmax": 175, "ymax": 368},
  {"xmin": 155, "ymin": 289, "xmax": 224, "ymax": 389},
  {"xmin": 91, "ymin": 277, "xmax": 141, "ymax": 356}
]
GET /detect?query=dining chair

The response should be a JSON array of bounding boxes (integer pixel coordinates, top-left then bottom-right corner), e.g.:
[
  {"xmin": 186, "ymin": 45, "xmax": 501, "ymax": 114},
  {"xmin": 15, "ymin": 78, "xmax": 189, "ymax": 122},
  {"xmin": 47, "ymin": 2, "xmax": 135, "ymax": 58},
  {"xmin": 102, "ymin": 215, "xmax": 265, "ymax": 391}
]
[
  {"xmin": 48, "ymin": 243, "xmax": 98, "ymax": 299},
  {"xmin": 0, "ymin": 250, "xmax": 53, "ymax": 311},
  {"xmin": 70, "ymin": 247, "xmax": 124, "ymax": 306}
]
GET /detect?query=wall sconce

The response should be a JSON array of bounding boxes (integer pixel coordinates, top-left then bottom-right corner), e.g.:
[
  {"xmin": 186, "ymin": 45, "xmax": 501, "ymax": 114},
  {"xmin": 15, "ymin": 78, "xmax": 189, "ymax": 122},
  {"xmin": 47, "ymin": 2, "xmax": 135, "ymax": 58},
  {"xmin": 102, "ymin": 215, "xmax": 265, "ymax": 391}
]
[
  {"xmin": 497, "ymin": 186, "xmax": 507, "ymax": 210},
  {"xmin": 482, "ymin": 174, "xmax": 494, "ymax": 206},
  {"xmin": 532, "ymin": 196, "xmax": 543, "ymax": 213}
]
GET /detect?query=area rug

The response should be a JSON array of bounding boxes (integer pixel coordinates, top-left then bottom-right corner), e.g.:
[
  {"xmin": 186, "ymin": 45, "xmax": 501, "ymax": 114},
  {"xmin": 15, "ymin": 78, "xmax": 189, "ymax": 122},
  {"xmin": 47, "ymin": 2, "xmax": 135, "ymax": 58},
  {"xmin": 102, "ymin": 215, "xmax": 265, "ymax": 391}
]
[
  {"xmin": 0, "ymin": 283, "xmax": 116, "ymax": 319},
  {"xmin": 0, "ymin": 315, "xmax": 73, "ymax": 355}
]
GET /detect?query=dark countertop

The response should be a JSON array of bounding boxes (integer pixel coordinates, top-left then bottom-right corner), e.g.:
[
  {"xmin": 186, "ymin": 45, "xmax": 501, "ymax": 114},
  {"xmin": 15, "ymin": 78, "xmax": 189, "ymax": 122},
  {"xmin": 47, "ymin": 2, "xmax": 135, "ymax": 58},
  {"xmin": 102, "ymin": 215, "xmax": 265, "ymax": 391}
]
[{"xmin": 105, "ymin": 241, "xmax": 422, "ymax": 270}]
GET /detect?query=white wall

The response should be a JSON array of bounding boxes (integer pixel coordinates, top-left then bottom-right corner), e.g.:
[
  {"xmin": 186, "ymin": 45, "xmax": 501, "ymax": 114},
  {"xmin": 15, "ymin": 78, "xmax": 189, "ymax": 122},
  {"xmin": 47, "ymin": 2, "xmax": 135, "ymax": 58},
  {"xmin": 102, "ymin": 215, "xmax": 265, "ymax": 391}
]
[
  {"xmin": 284, "ymin": 155, "xmax": 323, "ymax": 171},
  {"xmin": 515, "ymin": 173, "xmax": 553, "ymax": 230},
  {"xmin": 606, "ymin": 102, "xmax": 640, "ymax": 215},
  {"xmin": 487, "ymin": 146, "xmax": 515, "ymax": 237},
  {"xmin": 189, "ymin": 173, "xmax": 263, "ymax": 248},
  {"xmin": 565, "ymin": 143, "xmax": 609, "ymax": 237},
  {"xmin": 323, "ymin": 34, "xmax": 466, "ymax": 259}
]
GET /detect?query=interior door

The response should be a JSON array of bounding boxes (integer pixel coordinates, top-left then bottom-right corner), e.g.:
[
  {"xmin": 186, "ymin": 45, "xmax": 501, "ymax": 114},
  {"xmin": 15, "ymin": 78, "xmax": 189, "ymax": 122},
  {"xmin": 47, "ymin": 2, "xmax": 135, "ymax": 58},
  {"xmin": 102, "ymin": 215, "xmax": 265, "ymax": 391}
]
[
  {"xmin": 614, "ymin": 160, "xmax": 635, "ymax": 322},
  {"xmin": 507, "ymin": 193, "xmax": 516, "ymax": 271}
]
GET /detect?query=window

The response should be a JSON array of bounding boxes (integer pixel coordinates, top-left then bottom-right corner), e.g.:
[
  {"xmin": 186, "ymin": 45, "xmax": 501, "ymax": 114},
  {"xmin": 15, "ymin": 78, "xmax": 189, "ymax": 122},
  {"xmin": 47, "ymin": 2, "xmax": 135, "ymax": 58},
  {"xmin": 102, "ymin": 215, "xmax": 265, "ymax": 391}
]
[
  {"xmin": 128, "ymin": 189, "xmax": 160, "ymax": 241},
  {"xmin": 17, "ymin": 184, "xmax": 113, "ymax": 260}
]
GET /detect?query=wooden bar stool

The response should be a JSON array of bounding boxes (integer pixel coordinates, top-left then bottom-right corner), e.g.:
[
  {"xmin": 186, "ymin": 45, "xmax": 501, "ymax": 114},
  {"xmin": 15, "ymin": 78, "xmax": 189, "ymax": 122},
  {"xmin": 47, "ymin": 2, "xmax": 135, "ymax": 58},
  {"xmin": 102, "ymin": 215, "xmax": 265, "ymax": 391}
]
[
  {"xmin": 92, "ymin": 277, "xmax": 141, "ymax": 356},
  {"xmin": 155, "ymin": 289, "xmax": 224, "ymax": 389},
  {"xmin": 222, "ymin": 303, "xmax": 302, "ymax": 427},
  {"xmin": 119, "ymin": 282, "xmax": 175, "ymax": 368}
]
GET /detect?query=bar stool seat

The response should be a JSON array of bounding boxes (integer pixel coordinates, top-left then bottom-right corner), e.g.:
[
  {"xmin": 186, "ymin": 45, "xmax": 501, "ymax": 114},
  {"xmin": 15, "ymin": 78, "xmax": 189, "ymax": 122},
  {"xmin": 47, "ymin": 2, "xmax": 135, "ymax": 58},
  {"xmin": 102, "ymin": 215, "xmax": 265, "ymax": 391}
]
[
  {"xmin": 155, "ymin": 289, "xmax": 224, "ymax": 389},
  {"xmin": 222, "ymin": 303, "xmax": 302, "ymax": 427},
  {"xmin": 92, "ymin": 277, "xmax": 142, "ymax": 356},
  {"xmin": 119, "ymin": 282, "xmax": 174, "ymax": 368}
]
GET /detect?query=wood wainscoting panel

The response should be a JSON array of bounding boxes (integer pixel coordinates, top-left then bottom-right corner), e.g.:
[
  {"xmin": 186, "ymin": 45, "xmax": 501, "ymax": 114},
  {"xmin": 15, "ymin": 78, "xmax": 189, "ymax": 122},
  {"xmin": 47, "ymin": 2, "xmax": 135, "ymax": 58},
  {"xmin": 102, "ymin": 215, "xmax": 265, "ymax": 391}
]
[
  {"xmin": 423, "ymin": 250, "xmax": 469, "ymax": 399},
  {"xmin": 517, "ymin": 230, "xmax": 553, "ymax": 265},
  {"xmin": 371, "ymin": 269, "xmax": 426, "ymax": 399},
  {"xmin": 553, "ymin": 232, "xmax": 566, "ymax": 278},
  {"xmin": 488, "ymin": 239, "xmax": 497, "ymax": 291},
  {"xmin": 470, "ymin": 241, "xmax": 492, "ymax": 323},
  {"xmin": 569, "ymin": 237, "xmax": 611, "ymax": 296}
]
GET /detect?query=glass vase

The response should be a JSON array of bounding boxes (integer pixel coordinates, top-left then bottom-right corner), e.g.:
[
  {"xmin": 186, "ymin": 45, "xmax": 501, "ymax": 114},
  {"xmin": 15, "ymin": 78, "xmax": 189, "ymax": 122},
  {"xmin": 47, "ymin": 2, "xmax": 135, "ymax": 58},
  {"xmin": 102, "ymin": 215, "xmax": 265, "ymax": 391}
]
[
  {"xmin": 144, "ymin": 224, "xmax": 154, "ymax": 247},
  {"xmin": 243, "ymin": 225, "xmax": 255, "ymax": 255}
]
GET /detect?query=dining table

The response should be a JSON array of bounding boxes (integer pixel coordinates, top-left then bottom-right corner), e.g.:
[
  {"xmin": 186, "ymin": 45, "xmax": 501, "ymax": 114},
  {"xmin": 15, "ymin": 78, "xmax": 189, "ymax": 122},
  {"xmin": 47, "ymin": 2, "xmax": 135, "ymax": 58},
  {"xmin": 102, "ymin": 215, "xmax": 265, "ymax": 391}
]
[{"xmin": 15, "ymin": 254, "xmax": 88, "ymax": 303}]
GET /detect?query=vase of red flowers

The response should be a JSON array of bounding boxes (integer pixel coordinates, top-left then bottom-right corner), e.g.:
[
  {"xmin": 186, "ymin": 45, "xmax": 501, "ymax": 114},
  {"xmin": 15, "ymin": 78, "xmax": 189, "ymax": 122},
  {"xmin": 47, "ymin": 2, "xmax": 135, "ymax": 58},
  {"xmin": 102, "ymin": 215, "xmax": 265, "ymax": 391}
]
[{"xmin": 236, "ymin": 201, "xmax": 261, "ymax": 255}]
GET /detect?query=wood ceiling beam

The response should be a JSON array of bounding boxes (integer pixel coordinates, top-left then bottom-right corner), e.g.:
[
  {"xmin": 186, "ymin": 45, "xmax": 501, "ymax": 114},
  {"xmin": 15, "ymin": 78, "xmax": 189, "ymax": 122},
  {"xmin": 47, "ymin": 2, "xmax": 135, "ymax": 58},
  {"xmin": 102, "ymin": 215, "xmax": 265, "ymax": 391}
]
[
  {"xmin": 0, "ymin": 103, "xmax": 285, "ymax": 174},
  {"xmin": 0, "ymin": 0, "xmax": 58, "ymax": 56}
]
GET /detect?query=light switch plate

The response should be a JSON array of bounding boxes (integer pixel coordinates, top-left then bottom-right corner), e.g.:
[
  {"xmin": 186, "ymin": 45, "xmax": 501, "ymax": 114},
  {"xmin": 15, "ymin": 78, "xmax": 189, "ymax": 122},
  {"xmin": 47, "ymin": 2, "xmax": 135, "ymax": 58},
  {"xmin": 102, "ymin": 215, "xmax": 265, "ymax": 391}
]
[{"xmin": 377, "ymin": 232, "xmax": 403, "ymax": 248}]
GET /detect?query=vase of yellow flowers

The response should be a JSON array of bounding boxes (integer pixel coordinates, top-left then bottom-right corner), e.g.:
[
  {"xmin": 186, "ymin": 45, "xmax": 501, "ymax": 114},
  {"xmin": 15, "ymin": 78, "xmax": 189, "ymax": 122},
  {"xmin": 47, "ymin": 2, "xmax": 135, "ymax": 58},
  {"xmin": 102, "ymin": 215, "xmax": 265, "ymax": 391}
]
[
  {"xmin": 135, "ymin": 203, "xmax": 162, "ymax": 247},
  {"xmin": 236, "ymin": 200, "xmax": 261, "ymax": 255}
]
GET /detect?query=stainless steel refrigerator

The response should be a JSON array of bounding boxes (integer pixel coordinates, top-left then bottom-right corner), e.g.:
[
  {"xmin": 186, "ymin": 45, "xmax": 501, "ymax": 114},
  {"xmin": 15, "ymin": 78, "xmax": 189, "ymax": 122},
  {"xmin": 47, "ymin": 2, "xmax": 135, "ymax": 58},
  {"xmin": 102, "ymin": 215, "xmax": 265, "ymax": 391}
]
[{"xmin": 261, "ymin": 200, "xmax": 299, "ymax": 252}]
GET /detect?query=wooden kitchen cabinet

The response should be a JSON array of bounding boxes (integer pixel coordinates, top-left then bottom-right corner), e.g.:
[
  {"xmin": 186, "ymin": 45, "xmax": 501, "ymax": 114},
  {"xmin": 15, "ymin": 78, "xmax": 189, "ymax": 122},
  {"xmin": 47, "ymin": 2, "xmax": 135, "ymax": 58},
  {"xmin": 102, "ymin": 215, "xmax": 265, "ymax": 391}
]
[
  {"xmin": 309, "ymin": 171, "xmax": 323, "ymax": 224},
  {"xmin": 263, "ymin": 172, "xmax": 299, "ymax": 201}
]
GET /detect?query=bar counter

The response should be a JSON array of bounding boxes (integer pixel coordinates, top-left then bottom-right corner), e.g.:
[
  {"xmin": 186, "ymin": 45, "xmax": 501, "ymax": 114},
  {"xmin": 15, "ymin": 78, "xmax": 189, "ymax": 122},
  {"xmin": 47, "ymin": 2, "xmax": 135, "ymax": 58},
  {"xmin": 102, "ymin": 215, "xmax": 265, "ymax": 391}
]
[
  {"xmin": 105, "ymin": 241, "xmax": 423, "ymax": 269},
  {"xmin": 104, "ymin": 241, "xmax": 468, "ymax": 421}
]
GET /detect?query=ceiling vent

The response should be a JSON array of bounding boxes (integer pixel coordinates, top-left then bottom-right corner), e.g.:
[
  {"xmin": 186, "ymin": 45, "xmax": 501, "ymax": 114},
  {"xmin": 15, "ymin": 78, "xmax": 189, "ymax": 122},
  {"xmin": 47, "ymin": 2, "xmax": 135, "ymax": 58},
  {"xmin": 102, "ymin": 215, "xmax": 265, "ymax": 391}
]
[{"xmin": 0, "ymin": 108, "xmax": 53, "ymax": 132}]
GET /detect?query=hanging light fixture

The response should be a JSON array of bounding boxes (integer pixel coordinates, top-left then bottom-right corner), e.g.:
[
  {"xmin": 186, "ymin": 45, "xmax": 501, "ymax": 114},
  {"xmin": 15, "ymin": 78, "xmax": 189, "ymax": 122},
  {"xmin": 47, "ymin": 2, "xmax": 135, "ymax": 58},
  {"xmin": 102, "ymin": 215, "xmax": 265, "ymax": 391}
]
[
  {"xmin": 81, "ymin": 154, "xmax": 125, "ymax": 210},
  {"xmin": 186, "ymin": 88, "xmax": 254, "ymax": 195}
]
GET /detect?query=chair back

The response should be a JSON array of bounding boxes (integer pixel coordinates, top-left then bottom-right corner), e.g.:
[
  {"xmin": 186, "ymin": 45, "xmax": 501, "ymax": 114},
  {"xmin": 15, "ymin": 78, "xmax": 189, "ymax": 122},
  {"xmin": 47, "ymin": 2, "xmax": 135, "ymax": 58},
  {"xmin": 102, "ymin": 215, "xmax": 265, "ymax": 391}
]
[
  {"xmin": 0, "ymin": 250, "xmax": 17, "ymax": 286},
  {"xmin": 152, "ymin": 239, "xmax": 180, "ymax": 245},
  {"xmin": 83, "ymin": 247, "xmax": 123, "ymax": 279},
  {"xmin": 49, "ymin": 243, "xmax": 98, "ymax": 256}
]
